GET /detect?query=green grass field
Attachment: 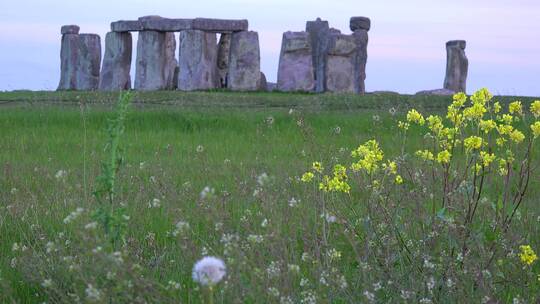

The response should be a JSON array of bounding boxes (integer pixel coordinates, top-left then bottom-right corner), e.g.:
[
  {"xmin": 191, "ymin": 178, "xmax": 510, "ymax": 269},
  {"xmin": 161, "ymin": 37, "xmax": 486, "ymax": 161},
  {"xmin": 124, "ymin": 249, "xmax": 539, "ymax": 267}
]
[{"xmin": 1, "ymin": 91, "xmax": 539, "ymax": 303}]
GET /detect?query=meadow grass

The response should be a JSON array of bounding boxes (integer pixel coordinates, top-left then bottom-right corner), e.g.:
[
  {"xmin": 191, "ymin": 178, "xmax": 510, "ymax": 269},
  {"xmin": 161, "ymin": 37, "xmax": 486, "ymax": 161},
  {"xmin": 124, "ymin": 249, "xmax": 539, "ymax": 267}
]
[{"xmin": 1, "ymin": 92, "xmax": 539, "ymax": 303}]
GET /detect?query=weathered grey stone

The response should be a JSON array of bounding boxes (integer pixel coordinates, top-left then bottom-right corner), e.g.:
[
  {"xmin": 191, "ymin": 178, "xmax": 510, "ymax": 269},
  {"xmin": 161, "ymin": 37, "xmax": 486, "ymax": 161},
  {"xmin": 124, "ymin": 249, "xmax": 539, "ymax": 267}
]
[
  {"xmin": 193, "ymin": 18, "xmax": 248, "ymax": 33},
  {"xmin": 139, "ymin": 15, "xmax": 192, "ymax": 31},
  {"xmin": 111, "ymin": 20, "xmax": 143, "ymax": 32},
  {"xmin": 444, "ymin": 40, "xmax": 468, "ymax": 93},
  {"xmin": 217, "ymin": 33, "xmax": 231, "ymax": 88},
  {"xmin": 99, "ymin": 32, "xmax": 132, "ymax": 91},
  {"xmin": 258, "ymin": 72, "xmax": 267, "ymax": 91},
  {"xmin": 58, "ymin": 34, "xmax": 80, "ymax": 90},
  {"xmin": 350, "ymin": 17, "xmax": 371, "ymax": 31},
  {"xmin": 352, "ymin": 29, "xmax": 369, "ymax": 94},
  {"xmin": 178, "ymin": 30, "xmax": 218, "ymax": 91},
  {"xmin": 415, "ymin": 88, "xmax": 455, "ymax": 96},
  {"xmin": 277, "ymin": 31, "xmax": 315, "ymax": 92},
  {"xmin": 61, "ymin": 25, "xmax": 80, "ymax": 35},
  {"xmin": 227, "ymin": 31, "xmax": 261, "ymax": 91},
  {"xmin": 75, "ymin": 34, "xmax": 101, "ymax": 90},
  {"xmin": 134, "ymin": 31, "xmax": 178, "ymax": 91},
  {"xmin": 164, "ymin": 32, "xmax": 178, "ymax": 89},
  {"xmin": 325, "ymin": 34, "xmax": 358, "ymax": 93},
  {"xmin": 266, "ymin": 82, "xmax": 277, "ymax": 92},
  {"xmin": 306, "ymin": 18, "xmax": 330, "ymax": 93}
]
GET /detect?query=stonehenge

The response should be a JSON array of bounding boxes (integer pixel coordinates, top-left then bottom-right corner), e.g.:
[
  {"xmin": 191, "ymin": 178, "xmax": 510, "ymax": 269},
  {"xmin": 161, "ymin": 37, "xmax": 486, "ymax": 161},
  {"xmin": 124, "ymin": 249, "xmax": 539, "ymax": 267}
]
[
  {"xmin": 444, "ymin": 40, "xmax": 468, "ymax": 93},
  {"xmin": 277, "ymin": 31, "xmax": 315, "ymax": 92},
  {"xmin": 57, "ymin": 15, "xmax": 468, "ymax": 95},
  {"xmin": 58, "ymin": 26, "xmax": 101, "ymax": 91}
]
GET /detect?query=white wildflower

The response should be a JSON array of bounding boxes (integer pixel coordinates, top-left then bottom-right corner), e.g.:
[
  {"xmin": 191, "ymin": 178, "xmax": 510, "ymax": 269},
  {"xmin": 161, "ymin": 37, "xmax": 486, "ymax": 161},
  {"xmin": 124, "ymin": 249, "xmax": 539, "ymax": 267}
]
[
  {"xmin": 41, "ymin": 279, "xmax": 53, "ymax": 288},
  {"xmin": 200, "ymin": 186, "xmax": 215, "ymax": 200},
  {"xmin": 85, "ymin": 284, "xmax": 102, "ymax": 302},
  {"xmin": 268, "ymin": 287, "xmax": 280, "ymax": 297},
  {"xmin": 148, "ymin": 198, "xmax": 161, "ymax": 208},
  {"xmin": 55, "ymin": 169, "xmax": 67, "ymax": 180},
  {"xmin": 288, "ymin": 264, "xmax": 300, "ymax": 273},
  {"xmin": 257, "ymin": 172, "xmax": 270, "ymax": 186},
  {"xmin": 266, "ymin": 261, "xmax": 281, "ymax": 278},
  {"xmin": 196, "ymin": 145, "xmax": 204, "ymax": 153},
  {"xmin": 247, "ymin": 234, "xmax": 264, "ymax": 244},
  {"xmin": 288, "ymin": 197, "xmax": 299, "ymax": 207},
  {"xmin": 63, "ymin": 207, "xmax": 84, "ymax": 224},
  {"xmin": 192, "ymin": 256, "xmax": 226, "ymax": 286},
  {"xmin": 261, "ymin": 218, "xmax": 268, "ymax": 228},
  {"xmin": 85, "ymin": 222, "xmax": 98, "ymax": 230},
  {"xmin": 363, "ymin": 290, "xmax": 375, "ymax": 302}
]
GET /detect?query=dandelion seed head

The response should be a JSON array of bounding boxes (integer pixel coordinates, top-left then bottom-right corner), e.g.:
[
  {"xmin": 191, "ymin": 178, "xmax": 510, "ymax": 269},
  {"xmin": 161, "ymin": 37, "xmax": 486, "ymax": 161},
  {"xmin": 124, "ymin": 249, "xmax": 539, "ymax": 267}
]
[{"xmin": 192, "ymin": 256, "xmax": 226, "ymax": 286}]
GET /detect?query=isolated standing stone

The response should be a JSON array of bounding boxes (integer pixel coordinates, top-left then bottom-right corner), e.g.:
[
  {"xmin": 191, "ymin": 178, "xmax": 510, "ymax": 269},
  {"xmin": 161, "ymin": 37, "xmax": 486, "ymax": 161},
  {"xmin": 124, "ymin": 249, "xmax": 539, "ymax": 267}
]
[
  {"xmin": 99, "ymin": 32, "xmax": 132, "ymax": 91},
  {"xmin": 444, "ymin": 40, "xmax": 468, "ymax": 93},
  {"xmin": 75, "ymin": 34, "xmax": 101, "ymax": 90},
  {"xmin": 325, "ymin": 33, "xmax": 358, "ymax": 93},
  {"xmin": 277, "ymin": 31, "xmax": 315, "ymax": 92},
  {"xmin": 217, "ymin": 33, "xmax": 231, "ymax": 88},
  {"xmin": 58, "ymin": 33, "xmax": 80, "ymax": 90},
  {"xmin": 178, "ymin": 30, "xmax": 218, "ymax": 91},
  {"xmin": 135, "ymin": 30, "xmax": 178, "ymax": 91},
  {"xmin": 228, "ymin": 31, "xmax": 261, "ymax": 91},
  {"xmin": 306, "ymin": 18, "xmax": 330, "ymax": 93}
]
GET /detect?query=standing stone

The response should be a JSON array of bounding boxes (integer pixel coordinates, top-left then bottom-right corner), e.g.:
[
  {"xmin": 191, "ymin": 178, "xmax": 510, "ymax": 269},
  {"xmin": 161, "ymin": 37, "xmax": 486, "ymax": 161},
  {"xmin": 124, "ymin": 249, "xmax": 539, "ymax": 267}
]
[
  {"xmin": 325, "ymin": 34, "xmax": 358, "ymax": 93},
  {"xmin": 135, "ymin": 31, "xmax": 178, "ymax": 91},
  {"xmin": 217, "ymin": 33, "xmax": 231, "ymax": 88},
  {"xmin": 178, "ymin": 30, "xmax": 218, "ymax": 91},
  {"xmin": 277, "ymin": 31, "xmax": 315, "ymax": 92},
  {"xmin": 99, "ymin": 32, "xmax": 132, "ymax": 91},
  {"xmin": 58, "ymin": 32, "xmax": 80, "ymax": 90},
  {"xmin": 352, "ymin": 30, "xmax": 368, "ymax": 94},
  {"xmin": 164, "ymin": 33, "xmax": 178, "ymax": 90},
  {"xmin": 350, "ymin": 16, "xmax": 371, "ymax": 94},
  {"xmin": 306, "ymin": 18, "xmax": 330, "ymax": 93},
  {"xmin": 444, "ymin": 40, "xmax": 468, "ymax": 93},
  {"xmin": 76, "ymin": 34, "xmax": 101, "ymax": 90},
  {"xmin": 228, "ymin": 31, "xmax": 261, "ymax": 91},
  {"xmin": 258, "ymin": 72, "xmax": 267, "ymax": 91}
]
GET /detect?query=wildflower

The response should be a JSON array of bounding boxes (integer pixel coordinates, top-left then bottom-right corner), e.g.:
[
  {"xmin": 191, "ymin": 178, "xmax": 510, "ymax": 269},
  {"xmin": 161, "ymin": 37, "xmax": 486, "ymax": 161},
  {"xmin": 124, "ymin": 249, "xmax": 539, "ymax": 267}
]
[
  {"xmin": 509, "ymin": 101, "xmax": 523, "ymax": 115},
  {"xmin": 63, "ymin": 207, "xmax": 84, "ymax": 224},
  {"xmin": 493, "ymin": 102, "xmax": 502, "ymax": 113},
  {"xmin": 389, "ymin": 107, "xmax": 397, "ymax": 116},
  {"xmin": 288, "ymin": 264, "xmax": 300, "ymax": 273},
  {"xmin": 266, "ymin": 116, "xmax": 275, "ymax": 125},
  {"xmin": 372, "ymin": 114, "xmax": 380, "ymax": 122},
  {"xmin": 415, "ymin": 150, "xmax": 434, "ymax": 161},
  {"xmin": 395, "ymin": 175, "xmax": 403, "ymax": 185},
  {"xmin": 479, "ymin": 119, "xmax": 496, "ymax": 134},
  {"xmin": 518, "ymin": 245, "xmax": 538, "ymax": 266},
  {"xmin": 268, "ymin": 287, "xmax": 280, "ymax": 297},
  {"xmin": 288, "ymin": 197, "xmax": 299, "ymax": 207},
  {"xmin": 509, "ymin": 129, "xmax": 525, "ymax": 143},
  {"xmin": 333, "ymin": 126, "xmax": 341, "ymax": 134},
  {"xmin": 452, "ymin": 92, "xmax": 467, "ymax": 107},
  {"xmin": 266, "ymin": 261, "xmax": 281, "ymax": 278},
  {"xmin": 464, "ymin": 136, "xmax": 483, "ymax": 152},
  {"xmin": 247, "ymin": 234, "xmax": 264, "ymax": 244},
  {"xmin": 261, "ymin": 218, "xmax": 268, "ymax": 227},
  {"xmin": 312, "ymin": 162, "xmax": 323, "ymax": 173},
  {"xmin": 85, "ymin": 284, "xmax": 102, "ymax": 302},
  {"xmin": 55, "ymin": 169, "xmax": 67, "ymax": 179},
  {"xmin": 363, "ymin": 290, "xmax": 375, "ymax": 302},
  {"xmin": 139, "ymin": 162, "xmax": 146, "ymax": 170},
  {"xmin": 200, "ymin": 186, "xmax": 215, "ymax": 200},
  {"xmin": 426, "ymin": 115, "xmax": 443, "ymax": 134},
  {"xmin": 530, "ymin": 121, "xmax": 540, "ymax": 138},
  {"xmin": 501, "ymin": 114, "xmax": 514, "ymax": 125},
  {"xmin": 479, "ymin": 151, "xmax": 496, "ymax": 167},
  {"xmin": 196, "ymin": 145, "xmax": 204, "ymax": 153},
  {"xmin": 436, "ymin": 150, "xmax": 452, "ymax": 164},
  {"xmin": 398, "ymin": 121, "xmax": 410, "ymax": 131},
  {"xmin": 148, "ymin": 198, "xmax": 161, "ymax": 208},
  {"xmin": 41, "ymin": 279, "xmax": 53, "ymax": 288},
  {"xmin": 167, "ymin": 280, "xmax": 181, "ymax": 290},
  {"xmin": 257, "ymin": 172, "xmax": 270, "ymax": 186},
  {"xmin": 407, "ymin": 109, "xmax": 425, "ymax": 125},
  {"xmin": 463, "ymin": 102, "xmax": 486, "ymax": 120},
  {"xmin": 192, "ymin": 256, "xmax": 226, "ymax": 286},
  {"xmin": 530, "ymin": 100, "xmax": 540, "ymax": 118}
]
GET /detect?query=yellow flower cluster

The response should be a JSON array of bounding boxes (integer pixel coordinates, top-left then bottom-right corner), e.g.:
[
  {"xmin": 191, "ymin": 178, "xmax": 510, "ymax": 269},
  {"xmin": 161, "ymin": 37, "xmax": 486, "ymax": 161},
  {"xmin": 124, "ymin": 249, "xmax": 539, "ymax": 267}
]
[
  {"xmin": 518, "ymin": 245, "xmax": 538, "ymax": 266},
  {"xmin": 415, "ymin": 150, "xmax": 434, "ymax": 161},
  {"xmin": 351, "ymin": 140, "xmax": 384, "ymax": 174},
  {"xmin": 319, "ymin": 164, "xmax": 350, "ymax": 193},
  {"xmin": 301, "ymin": 172, "xmax": 314, "ymax": 182},
  {"xmin": 436, "ymin": 150, "xmax": 452, "ymax": 164},
  {"xmin": 531, "ymin": 100, "xmax": 540, "ymax": 118},
  {"xmin": 531, "ymin": 121, "xmax": 540, "ymax": 138},
  {"xmin": 464, "ymin": 136, "xmax": 483, "ymax": 152},
  {"xmin": 406, "ymin": 109, "xmax": 425, "ymax": 125}
]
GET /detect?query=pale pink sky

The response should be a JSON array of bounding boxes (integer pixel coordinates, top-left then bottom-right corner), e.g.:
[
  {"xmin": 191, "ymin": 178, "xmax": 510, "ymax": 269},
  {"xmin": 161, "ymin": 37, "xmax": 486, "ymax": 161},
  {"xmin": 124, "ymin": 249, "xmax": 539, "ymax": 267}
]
[{"xmin": 1, "ymin": 0, "xmax": 539, "ymax": 95}]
